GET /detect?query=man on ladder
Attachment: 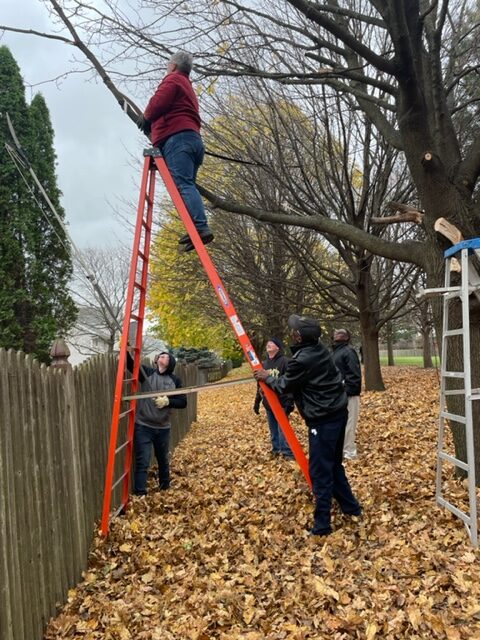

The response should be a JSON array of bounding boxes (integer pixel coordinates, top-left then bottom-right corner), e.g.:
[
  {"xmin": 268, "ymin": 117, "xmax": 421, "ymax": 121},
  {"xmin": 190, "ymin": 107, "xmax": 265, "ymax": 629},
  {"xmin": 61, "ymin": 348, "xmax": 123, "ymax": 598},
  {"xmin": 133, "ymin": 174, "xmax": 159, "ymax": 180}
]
[{"xmin": 137, "ymin": 50, "xmax": 214, "ymax": 253}]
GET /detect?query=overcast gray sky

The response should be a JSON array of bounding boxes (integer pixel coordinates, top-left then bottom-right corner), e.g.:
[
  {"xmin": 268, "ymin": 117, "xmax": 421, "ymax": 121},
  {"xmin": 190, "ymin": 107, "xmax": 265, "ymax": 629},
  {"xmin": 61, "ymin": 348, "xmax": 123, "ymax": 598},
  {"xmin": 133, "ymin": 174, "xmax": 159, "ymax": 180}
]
[{"xmin": 1, "ymin": 0, "xmax": 154, "ymax": 249}]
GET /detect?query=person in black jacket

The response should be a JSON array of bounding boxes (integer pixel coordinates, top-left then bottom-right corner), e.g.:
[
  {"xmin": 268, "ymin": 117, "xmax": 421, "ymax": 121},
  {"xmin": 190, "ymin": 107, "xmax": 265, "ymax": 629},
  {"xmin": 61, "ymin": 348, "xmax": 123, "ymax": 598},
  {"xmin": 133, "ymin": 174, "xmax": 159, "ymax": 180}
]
[
  {"xmin": 332, "ymin": 329, "xmax": 362, "ymax": 460},
  {"xmin": 127, "ymin": 350, "xmax": 187, "ymax": 494},
  {"xmin": 253, "ymin": 337, "xmax": 294, "ymax": 458},
  {"xmin": 254, "ymin": 314, "xmax": 361, "ymax": 536}
]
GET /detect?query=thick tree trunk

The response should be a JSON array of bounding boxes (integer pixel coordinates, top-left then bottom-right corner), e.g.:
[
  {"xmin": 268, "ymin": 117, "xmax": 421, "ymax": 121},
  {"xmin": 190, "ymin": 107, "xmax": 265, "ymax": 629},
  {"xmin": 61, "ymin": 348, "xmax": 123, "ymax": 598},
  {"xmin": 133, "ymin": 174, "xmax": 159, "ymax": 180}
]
[
  {"xmin": 360, "ymin": 320, "xmax": 384, "ymax": 391},
  {"xmin": 357, "ymin": 269, "xmax": 385, "ymax": 391},
  {"xmin": 386, "ymin": 321, "xmax": 395, "ymax": 366},
  {"xmin": 417, "ymin": 300, "xmax": 433, "ymax": 368},
  {"xmin": 421, "ymin": 329, "xmax": 433, "ymax": 368}
]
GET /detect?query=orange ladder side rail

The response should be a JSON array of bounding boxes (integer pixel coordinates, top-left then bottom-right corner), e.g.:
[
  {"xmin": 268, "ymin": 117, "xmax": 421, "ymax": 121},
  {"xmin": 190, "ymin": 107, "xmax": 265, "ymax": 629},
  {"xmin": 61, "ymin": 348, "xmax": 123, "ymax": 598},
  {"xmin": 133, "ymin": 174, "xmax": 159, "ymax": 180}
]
[
  {"xmin": 151, "ymin": 149, "xmax": 311, "ymax": 489},
  {"xmin": 100, "ymin": 157, "xmax": 155, "ymax": 535},
  {"xmin": 121, "ymin": 162, "xmax": 156, "ymax": 507}
]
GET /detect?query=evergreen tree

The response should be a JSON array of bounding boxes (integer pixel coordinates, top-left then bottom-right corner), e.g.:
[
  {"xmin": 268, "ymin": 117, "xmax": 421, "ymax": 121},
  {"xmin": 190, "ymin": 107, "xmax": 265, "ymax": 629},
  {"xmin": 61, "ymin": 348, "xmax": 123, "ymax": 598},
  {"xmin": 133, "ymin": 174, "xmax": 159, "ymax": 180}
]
[
  {"xmin": 0, "ymin": 46, "xmax": 76, "ymax": 362},
  {"xmin": 0, "ymin": 46, "xmax": 30, "ymax": 351}
]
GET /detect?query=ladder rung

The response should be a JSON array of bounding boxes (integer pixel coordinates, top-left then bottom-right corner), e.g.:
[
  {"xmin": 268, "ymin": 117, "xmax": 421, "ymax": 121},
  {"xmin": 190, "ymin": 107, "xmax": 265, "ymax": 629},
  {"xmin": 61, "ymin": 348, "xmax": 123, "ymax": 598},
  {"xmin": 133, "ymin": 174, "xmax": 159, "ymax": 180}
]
[
  {"xmin": 440, "ymin": 411, "xmax": 466, "ymax": 424},
  {"xmin": 115, "ymin": 440, "xmax": 130, "ymax": 454},
  {"xmin": 111, "ymin": 470, "xmax": 128, "ymax": 491},
  {"xmin": 119, "ymin": 408, "xmax": 133, "ymax": 419},
  {"xmin": 444, "ymin": 389, "xmax": 465, "ymax": 396},
  {"xmin": 134, "ymin": 281, "xmax": 145, "ymax": 291},
  {"xmin": 444, "ymin": 329, "xmax": 464, "ymax": 337},
  {"xmin": 141, "ymin": 219, "xmax": 151, "ymax": 229},
  {"xmin": 443, "ymin": 371, "xmax": 465, "ymax": 378},
  {"xmin": 123, "ymin": 376, "xmax": 135, "ymax": 383},
  {"xmin": 417, "ymin": 286, "xmax": 461, "ymax": 299},
  {"xmin": 130, "ymin": 313, "xmax": 141, "ymax": 321},
  {"xmin": 437, "ymin": 496, "xmax": 472, "ymax": 525},
  {"xmin": 113, "ymin": 501, "xmax": 127, "ymax": 518},
  {"xmin": 138, "ymin": 251, "xmax": 147, "ymax": 261},
  {"xmin": 439, "ymin": 451, "xmax": 469, "ymax": 471}
]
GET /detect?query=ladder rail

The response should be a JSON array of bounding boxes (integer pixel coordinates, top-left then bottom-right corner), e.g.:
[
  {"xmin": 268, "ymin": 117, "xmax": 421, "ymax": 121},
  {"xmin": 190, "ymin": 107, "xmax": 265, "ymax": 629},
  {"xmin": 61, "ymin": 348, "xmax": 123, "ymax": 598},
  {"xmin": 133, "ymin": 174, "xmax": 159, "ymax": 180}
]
[
  {"xmin": 436, "ymin": 260, "xmax": 451, "ymax": 501},
  {"xmin": 121, "ymin": 164, "xmax": 156, "ymax": 507},
  {"xmin": 460, "ymin": 248, "xmax": 477, "ymax": 545},
  {"xmin": 152, "ymin": 151, "xmax": 311, "ymax": 487},
  {"xmin": 101, "ymin": 157, "xmax": 153, "ymax": 535}
]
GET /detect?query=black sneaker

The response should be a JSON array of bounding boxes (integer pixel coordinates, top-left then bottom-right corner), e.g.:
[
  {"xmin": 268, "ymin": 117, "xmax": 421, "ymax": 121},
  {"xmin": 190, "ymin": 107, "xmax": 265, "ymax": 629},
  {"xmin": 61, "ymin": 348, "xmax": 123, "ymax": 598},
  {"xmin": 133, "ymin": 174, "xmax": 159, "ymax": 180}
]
[
  {"xmin": 178, "ymin": 229, "xmax": 214, "ymax": 246},
  {"xmin": 180, "ymin": 232, "xmax": 215, "ymax": 253},
  {"xmin": 309, "ymin": 527, "xmax": 332, "ymax": 537}
]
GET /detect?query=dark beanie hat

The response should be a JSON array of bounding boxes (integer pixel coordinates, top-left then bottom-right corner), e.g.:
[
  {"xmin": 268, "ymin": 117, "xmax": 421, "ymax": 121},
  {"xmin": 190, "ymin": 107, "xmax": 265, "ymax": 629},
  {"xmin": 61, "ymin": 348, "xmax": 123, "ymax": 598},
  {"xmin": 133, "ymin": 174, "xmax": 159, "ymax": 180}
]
[
  {"xmin": 267, "ymin": 337, "xmax": 284, "ymax": 351},
  {"xmin": 288, "ymin": 314, "xmax": 321, "ymax": 341}
]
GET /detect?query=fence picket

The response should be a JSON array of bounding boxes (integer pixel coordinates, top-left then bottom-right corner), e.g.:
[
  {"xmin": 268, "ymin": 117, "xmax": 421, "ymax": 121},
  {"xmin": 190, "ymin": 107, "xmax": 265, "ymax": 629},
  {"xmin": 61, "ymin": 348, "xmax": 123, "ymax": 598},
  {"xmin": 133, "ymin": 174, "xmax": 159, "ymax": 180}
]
[{"xmin": 0, "ymin": 350, "xmax": 14, "ymax": 639}]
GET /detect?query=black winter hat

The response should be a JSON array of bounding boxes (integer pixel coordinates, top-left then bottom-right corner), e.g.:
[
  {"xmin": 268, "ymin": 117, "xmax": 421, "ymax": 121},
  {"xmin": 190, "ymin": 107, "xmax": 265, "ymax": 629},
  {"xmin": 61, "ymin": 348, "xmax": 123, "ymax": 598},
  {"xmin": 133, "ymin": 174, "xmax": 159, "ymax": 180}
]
[
  {"xmin": 267, "ymin": 337, "xmax": 284, "ymax": 351},
  {"xmin": 288, "ymin": 314, "xmax": 321, "ymax": 341}
]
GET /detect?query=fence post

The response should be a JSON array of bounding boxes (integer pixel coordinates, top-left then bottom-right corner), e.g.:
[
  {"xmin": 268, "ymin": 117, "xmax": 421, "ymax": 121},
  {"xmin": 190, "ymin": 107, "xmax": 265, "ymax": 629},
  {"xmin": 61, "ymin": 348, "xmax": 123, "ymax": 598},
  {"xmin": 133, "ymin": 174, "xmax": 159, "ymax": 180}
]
[{"xmin": 50, "ymin": 338, "xmax": 72, "ymax": 371}]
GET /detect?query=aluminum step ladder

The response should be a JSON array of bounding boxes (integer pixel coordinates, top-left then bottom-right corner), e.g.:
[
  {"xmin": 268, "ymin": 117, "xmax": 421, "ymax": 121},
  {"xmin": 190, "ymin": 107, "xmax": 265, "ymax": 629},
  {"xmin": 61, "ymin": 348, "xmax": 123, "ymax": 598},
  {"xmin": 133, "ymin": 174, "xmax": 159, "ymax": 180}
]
[{"xmin": 427, "ymin": 238, "xmax": 480, "ymax": 546}]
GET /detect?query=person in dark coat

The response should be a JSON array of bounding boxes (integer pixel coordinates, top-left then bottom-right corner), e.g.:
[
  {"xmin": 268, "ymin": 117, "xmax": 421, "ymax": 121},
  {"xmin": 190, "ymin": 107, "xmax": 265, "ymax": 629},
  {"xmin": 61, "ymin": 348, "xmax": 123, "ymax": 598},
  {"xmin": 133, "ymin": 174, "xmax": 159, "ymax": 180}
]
[
  {"xmin": 253, "ymin": 337, "xmax": 294, "ymax": 458},
  {"xmin": 127, "ymin": 350, "xmax": 187, "ymax": 494},
  {"xmin": 254, "ymin": 315, "xmax": 361, "ymax": 536},
  {"xmin": 332, "ymin": 328, "xmax": 362, "ymax": 459}
]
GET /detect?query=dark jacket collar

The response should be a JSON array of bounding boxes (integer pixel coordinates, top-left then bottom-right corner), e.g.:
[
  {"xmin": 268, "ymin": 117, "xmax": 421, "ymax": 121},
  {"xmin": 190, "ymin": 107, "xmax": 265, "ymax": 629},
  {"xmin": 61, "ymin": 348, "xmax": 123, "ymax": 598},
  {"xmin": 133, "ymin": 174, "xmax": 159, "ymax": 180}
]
[{"xmin": 290, "ymin": 339, "xmax": 319, "ymax": 354}]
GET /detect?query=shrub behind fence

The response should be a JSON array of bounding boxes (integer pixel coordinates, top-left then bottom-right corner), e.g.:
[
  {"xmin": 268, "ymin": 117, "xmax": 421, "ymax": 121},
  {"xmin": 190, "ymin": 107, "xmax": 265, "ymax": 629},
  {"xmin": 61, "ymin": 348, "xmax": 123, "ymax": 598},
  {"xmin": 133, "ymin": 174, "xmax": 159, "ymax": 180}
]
[{"xmin": 0, "ymin": 348, "xmax": 198, "ymax": 640}]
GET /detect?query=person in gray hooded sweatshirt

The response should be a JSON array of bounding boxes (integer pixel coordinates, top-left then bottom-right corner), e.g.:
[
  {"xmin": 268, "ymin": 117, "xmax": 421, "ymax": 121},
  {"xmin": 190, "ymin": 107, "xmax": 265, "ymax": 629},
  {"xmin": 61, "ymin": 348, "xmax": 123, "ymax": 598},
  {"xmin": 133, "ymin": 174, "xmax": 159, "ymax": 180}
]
[{"xmin": 127, "ymin": 350, "xmax": 187, "ymax": 494}]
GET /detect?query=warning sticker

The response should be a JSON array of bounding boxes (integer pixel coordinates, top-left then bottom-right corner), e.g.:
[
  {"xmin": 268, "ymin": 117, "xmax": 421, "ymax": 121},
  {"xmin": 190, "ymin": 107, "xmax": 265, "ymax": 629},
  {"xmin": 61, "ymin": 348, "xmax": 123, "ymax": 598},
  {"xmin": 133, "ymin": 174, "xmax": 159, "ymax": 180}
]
[
  {"xmin": 230, "ymin": 315, "xmax": 245, "ymax": 337},
  {"xmin": 216, "ymin": 285, "xmax": 229, "ymax": 307},
  {"xmin": 246, "ymin": 346, "xmax": 259, "ymax": 366}
]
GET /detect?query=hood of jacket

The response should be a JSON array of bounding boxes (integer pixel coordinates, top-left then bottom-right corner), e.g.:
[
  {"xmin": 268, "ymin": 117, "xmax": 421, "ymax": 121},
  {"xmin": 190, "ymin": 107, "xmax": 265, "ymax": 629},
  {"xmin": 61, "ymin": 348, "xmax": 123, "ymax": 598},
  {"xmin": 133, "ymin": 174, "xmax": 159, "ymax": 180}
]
[{"xmin": 157, "ymin": 351, "xmax": 176, "ymax": 375}]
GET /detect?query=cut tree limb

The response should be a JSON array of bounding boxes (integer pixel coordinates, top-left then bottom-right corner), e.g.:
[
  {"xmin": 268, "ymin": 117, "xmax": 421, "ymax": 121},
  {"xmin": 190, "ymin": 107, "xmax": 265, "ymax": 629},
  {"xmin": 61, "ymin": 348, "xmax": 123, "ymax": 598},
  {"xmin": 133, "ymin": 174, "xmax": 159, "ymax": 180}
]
[
  {"xmin": 434, "ymin": 217, "xmax": 464, "ymax": 273},
  {"xmin": 371, "ymin": 201, "xmax": 424, "ymax": 225},
  {"xmin": 434, "ymin": 217, "xmax": 464, "ymax": 245}
]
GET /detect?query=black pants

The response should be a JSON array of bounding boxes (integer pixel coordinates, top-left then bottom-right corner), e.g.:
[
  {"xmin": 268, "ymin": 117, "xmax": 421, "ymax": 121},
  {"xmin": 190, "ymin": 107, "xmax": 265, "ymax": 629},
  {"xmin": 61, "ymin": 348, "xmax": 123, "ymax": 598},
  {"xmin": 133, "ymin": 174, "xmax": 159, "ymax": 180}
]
[
  {"xmin": 133, "ymin": 424, "xmax": 170, "ymax": 494},
  {"xmin": 308, "ymin": 409, "xmax": 361, "ymax": 534}
]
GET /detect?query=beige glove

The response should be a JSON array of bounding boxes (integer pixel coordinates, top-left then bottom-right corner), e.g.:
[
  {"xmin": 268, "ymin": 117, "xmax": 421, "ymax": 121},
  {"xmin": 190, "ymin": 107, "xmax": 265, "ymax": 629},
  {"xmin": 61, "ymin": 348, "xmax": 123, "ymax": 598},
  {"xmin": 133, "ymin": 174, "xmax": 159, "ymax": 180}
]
[
  {"xmin": 267, "ymin": 368, "xmax": 280, "ymax": 377},
  {"xmin": 155, "ymin": 395, "xmax": 170, "ymax": 409}
]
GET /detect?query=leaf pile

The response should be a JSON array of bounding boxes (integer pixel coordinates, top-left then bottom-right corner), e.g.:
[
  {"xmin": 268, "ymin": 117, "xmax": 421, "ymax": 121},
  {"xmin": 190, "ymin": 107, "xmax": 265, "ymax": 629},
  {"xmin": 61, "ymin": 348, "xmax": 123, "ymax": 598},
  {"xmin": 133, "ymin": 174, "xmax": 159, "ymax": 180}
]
[{"xmin": 45, "ymin": 366, "xmax": 480, "ymax": 639}]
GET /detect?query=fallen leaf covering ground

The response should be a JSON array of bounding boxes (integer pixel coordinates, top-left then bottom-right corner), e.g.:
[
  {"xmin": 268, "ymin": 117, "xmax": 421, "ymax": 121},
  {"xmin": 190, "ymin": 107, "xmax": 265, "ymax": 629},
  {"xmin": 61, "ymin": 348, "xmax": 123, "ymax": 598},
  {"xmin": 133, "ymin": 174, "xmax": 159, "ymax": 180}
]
[{"xmin": 45, "ymin": 366, "xmax": 480, "ymax": 640}]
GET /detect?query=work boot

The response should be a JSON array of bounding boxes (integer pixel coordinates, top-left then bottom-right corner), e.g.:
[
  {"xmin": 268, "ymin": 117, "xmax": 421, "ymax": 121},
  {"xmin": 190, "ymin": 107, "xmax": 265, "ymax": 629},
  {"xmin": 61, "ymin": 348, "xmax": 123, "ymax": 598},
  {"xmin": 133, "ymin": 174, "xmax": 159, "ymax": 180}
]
[
  {"xmin": 180, "ymin": 230, "xmax": 215, "ymax": 253},
  {"xmin": 179, "ymin": 228, "xmax": 214, "ymax": 244}
]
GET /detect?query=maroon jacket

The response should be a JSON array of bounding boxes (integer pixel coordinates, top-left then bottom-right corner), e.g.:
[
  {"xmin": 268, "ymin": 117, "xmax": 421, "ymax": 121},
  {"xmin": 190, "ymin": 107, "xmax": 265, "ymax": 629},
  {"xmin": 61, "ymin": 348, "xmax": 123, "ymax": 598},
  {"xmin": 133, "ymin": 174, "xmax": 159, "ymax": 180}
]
[{"xmin": 144, "ymin": 71, "xmax": 201, "ymax": 147}]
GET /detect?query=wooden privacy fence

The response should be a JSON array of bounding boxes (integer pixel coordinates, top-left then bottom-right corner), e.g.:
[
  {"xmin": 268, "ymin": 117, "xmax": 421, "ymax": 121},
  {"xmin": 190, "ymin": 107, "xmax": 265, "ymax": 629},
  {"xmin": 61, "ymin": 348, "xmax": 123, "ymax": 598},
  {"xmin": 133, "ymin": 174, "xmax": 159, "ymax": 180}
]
[
  {"xmin": 0, "ymin": 348, "xmax": 199, "ymax": 640},
  {"xmin": 202, "ymin": 359, "xmax": 233, "ymax": 383}
]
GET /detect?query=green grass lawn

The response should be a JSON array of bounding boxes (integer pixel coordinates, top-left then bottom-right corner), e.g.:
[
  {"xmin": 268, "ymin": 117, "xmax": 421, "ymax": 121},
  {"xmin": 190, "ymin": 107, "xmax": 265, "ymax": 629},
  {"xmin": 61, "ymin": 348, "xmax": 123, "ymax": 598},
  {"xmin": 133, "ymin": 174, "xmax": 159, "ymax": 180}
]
[{"xmin": 379, "ymin": 355, "xmax": 440, "ymax": 367}]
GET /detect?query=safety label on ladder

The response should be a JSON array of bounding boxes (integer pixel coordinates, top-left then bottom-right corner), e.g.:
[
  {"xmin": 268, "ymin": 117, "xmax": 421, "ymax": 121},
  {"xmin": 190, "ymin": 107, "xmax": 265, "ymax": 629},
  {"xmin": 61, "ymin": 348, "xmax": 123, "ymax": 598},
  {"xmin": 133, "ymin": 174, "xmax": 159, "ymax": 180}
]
[
  {"xmin": 230, "ymin": 314, "xmax": 245, "ymax": 337},
  {"xmin": 245, "ymin": 345, "xmax": 260, "ymax": 366},
  {"xmin": 216, "ymin": 285, "xmax": 230, "ymax": 307}
]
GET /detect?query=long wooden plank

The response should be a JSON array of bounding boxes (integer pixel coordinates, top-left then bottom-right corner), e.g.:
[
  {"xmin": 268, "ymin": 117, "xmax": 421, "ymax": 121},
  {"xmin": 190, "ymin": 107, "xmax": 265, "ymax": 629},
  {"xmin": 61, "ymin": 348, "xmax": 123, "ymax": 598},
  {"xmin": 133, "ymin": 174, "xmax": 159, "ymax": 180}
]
[{"xmin": 122, "ymin": 375, "xmax": 254, "ymax": 401}]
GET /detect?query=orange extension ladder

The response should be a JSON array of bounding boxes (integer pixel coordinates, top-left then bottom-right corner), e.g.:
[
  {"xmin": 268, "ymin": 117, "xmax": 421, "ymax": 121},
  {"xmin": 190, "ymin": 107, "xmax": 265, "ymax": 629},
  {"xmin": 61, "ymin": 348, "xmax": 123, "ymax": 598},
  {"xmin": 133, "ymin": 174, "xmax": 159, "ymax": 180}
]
[{"xmin": 100, "ymin": 148, "xmax": 311, "ymax": 535}]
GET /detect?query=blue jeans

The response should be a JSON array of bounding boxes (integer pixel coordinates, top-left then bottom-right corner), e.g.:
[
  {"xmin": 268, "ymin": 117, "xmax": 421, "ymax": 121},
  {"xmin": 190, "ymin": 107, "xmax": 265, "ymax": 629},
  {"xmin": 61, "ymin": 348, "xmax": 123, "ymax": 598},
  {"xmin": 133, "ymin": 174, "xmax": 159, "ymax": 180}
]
[
  {"xmin": 134, "ymin": 424, "xmax": 170, "ymax": 494},
  {"xmin": 308, "ymin": 409, "xmax": 361, "ymax": 534},
  {"xmin": 265, "ymin": 408, "xmax": 293, "ymax": 457},
  {"xmin": 161, "ymin": 131, "xmax": 209, "ymax": 233}
]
